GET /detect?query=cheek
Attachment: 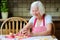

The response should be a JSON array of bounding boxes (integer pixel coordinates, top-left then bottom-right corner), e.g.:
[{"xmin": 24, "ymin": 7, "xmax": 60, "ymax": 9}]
[{"xmin": 36, "ymin": 11, "xmax": 39, "ymax": 14}]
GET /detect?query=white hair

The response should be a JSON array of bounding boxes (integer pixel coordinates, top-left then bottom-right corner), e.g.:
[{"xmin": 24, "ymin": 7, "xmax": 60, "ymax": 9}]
[{"xmin": 30, "ymin": 1, "xmax": 45, "ymax": 16}]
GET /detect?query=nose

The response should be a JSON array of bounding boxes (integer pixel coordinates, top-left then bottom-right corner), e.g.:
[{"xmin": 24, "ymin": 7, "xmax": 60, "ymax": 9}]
[{"xmin": 34, "ymin": 12, "xmax": 36, "ymax": 14}]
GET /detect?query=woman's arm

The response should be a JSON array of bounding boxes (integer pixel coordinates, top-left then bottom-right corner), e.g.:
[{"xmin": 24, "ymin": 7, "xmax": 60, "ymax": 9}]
[
  {"xmin": 31, "ymin": 23, "xmax": 52, "ymax": 36},
  {"xmin": 23, "ymin": 23, "xmax": 33, "ymax": 30},
  {"xmin": 20, "ymin": 22, "xmax": 33, "ymax": 35}
]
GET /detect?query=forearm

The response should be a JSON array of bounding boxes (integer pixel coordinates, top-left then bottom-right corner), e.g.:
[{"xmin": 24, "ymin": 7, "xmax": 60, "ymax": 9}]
[
  {"xmin": 31, "ymin": 31, "xmax": 51, "ymax": 36},
  {"xmin": 23, "ymin": 23, "xmax": 32, "ymax": 29}
]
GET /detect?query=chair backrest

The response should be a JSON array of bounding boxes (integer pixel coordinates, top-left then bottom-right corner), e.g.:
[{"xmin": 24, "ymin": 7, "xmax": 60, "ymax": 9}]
[
  {"xmin": 52, "ymin": 23, "xmax": 55, "ymax": 35},
  {"xmin": 1, "ymin": 17, "xmax": 27, "ymax": 35}
]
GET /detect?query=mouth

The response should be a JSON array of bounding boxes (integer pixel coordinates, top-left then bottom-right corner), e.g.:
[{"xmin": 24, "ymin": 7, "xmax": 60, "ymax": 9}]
[
  {"xmin": 35, "ymin": 14, "xmax": 39, "ymax": 17},
  {"xmin": 34, "ymin": 14, "xmax": 38, "ymax": 16}
]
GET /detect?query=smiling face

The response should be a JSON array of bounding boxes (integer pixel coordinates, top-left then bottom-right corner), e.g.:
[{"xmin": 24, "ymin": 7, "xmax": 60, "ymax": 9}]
[
  {"xmin": 31, "ymin": 7, "xmax": 42, "ymax": 19},
  {"xmin": 30, "ymin": 1, "xmax": 45, "ymax": 19}
]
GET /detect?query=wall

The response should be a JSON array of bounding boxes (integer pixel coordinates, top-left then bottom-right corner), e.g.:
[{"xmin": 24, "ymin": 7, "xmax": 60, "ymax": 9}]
[{"xmin": 8, "ymin": 0, "xmax": 60, "ymax": 17}]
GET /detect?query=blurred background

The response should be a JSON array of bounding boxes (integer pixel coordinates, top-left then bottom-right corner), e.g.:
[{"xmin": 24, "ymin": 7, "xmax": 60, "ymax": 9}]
[{"xmin": 7, "ymin": 0, "xmax": 60, "ymax": 17}]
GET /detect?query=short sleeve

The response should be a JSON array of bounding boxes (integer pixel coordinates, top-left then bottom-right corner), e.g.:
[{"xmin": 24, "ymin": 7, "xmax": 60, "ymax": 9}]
[
  {"xmin": 29, "ymin": 16, "xmax": 35, "ymax": 24},
  {"xmin": 45, "ymin": 15, "xmax": 52, "ymax": 25}
]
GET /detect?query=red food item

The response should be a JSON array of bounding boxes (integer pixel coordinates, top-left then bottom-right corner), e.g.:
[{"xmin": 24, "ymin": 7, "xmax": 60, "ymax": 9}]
[
  {"xmin": 5, "ymin": 33, "xmax": 15, "ymax": 38},
  {"xmin": 5, "ymin": 35, "xmax": 15, "ymax": 38}
]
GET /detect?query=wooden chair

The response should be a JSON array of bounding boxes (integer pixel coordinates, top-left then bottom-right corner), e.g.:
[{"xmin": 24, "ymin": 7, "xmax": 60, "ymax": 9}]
[
  {"xmin": 51, "ymin": 23, "xmax": 56, "ymax": 38},
  {"xmin": 0, "ymin": 17, "xmax": 27, "ymax": 35},
  {"xmin": 52, "ymin": 23, "xmax": 55, "ymax": 35}
]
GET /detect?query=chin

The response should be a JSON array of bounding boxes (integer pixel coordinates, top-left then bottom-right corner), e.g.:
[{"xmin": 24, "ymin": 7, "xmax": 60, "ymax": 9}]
[{"xmin": 36, "ymin": 17, "xmax": 39, "ymax": 19}]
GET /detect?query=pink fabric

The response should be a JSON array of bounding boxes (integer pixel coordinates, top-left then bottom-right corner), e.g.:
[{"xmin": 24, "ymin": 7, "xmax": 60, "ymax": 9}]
[
  {"xmin": 16, "ymin": 32, "xmax": 30, "ymax": 40},
  {"xmin": 15, "ymin": 32, "xmax": 23, "ymax": 36},
  {"xmin": 15, "ymin": 32, "xmax": 31, "ymax": 37},
  {"xmin": 32, "ymin": 14, "xmax": 47, "ymax": 33},
  {"xmin": 5, "ymin": 34, "xmax": 15, "ymax": 38},
  {"xmin": 32, "ymin": 26, "xmax": 46, "ymax": 33},
  {"xmin": 5, "ymin": 32, "xmax": 30, "ymax": 40}
]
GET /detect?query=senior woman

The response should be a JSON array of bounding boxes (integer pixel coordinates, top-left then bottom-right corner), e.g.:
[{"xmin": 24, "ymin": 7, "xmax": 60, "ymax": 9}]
[{"xmin": 20, "ymin": 1, "xmax": 53, "ymax": 36}]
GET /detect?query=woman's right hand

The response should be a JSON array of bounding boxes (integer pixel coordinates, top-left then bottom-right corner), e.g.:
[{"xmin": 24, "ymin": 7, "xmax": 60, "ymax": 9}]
[{"xmin": 20, "ymin": 28, "xmax": 28, "ymax": 35}]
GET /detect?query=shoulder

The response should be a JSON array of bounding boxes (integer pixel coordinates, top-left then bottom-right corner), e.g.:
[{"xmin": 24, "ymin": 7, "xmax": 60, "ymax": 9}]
[
  {"xmin": 45, "ymin": 15, "xmax": 52, "ymax": 19},
  {"xmin": 29, "ymin": 16, "xmax": 36, "ymax": 20},
  {"xmin": 45, "ymin": 15, "xmax": 52, "ymax": 24},
  {"xmin": 29, "ymin": 16, "xmax": 36, "ymax": 24}
]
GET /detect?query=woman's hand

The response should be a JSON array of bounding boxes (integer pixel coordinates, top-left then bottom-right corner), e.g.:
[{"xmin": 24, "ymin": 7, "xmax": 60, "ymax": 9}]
[
  {"xmin": 20, "ymin": 28, "xmax": 28, "ymax": 35},
  {"xmin": 19, "ymin": 23, "xmax": 32, "ymax": 36}
]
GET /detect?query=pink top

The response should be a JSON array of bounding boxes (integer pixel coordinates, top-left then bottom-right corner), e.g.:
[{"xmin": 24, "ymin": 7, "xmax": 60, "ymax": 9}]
[{"xmin": 32, "ymin": 14, "xmax": 47, "ymax": 33}]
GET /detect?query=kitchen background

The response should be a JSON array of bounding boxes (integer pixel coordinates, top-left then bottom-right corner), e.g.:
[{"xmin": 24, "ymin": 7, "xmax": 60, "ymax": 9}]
[
  {"xmin": 0, "ymin": 0, "xmax": 60, "ymax": 40},
  {"xmin": 8, "ymin": 0, "xmax": 60, "ymax": 17}
]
